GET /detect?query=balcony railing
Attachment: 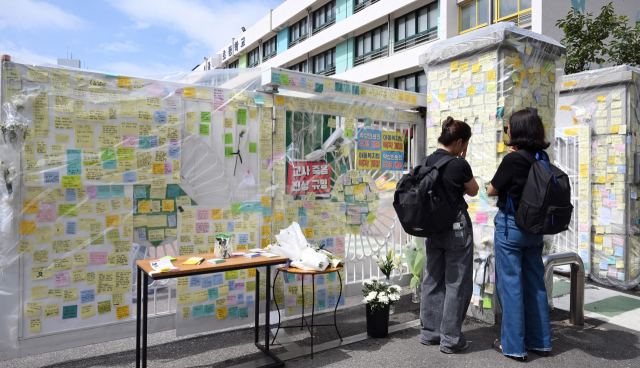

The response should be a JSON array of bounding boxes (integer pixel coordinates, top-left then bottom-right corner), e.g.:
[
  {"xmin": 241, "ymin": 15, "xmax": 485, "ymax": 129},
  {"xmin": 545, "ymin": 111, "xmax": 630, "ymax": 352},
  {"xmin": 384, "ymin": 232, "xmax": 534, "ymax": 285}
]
[
  {"xmin": 262, "ymin": 51, "xmax": 277, "ymax": 63},
  {"xmin": 496, "ymin": 8, "xmax": 532, "ymax": 29},
  {"xmin": 394, "ymin": 27, "xmax": 438, "ymax": 52},
  {"xmin": 315, "ymin": 66, "xmax": 336, "ymax": 77},
  {"xmin": 354, "ymin": 45, "xmax": 388, "ymax": 67},
  {"xmin": 289, "ymin": 34, "xmax": 308, "ymax": 48},
  {"xmin": 248, "ymin": 60, "xmax": 260, "ymax": 68},
  {"xmin": 312, "ymin": 19, "xmax": 335, "ymax": 36},
  {"xmin": 354, "ymin": 0, "xmax": 380, "ymax": 14}
]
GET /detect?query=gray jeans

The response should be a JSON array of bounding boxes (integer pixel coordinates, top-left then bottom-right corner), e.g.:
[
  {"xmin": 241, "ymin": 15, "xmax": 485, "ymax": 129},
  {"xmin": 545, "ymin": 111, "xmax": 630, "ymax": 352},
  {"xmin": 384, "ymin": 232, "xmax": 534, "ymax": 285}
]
[{"xmin": 420, "ymin": 210, "xmax": 474, "ymax": 352}]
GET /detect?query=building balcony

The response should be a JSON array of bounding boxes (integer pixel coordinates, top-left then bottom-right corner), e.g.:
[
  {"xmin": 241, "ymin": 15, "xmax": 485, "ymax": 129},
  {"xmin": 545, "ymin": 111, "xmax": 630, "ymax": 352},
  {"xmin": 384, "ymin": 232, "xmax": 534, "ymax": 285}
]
[
  {"xmin": 289, "ymin": 34, "xmax": 308, "ymax": 48},
  {"xmin": 315, "ymin": 66, "xmax": 336, "ymax": 76},
  {"xmin": 354, "ymin": 45, "xmax": 388, "ymax": 67},
  {"xmin": 394, "ymin": 27, "xmax": 438, "ymax": 53},
  {"xmin": 312, "ymin": 19, "xmax": 336, "ymax": 36},
  {"xmin": 262, "ymin": 51, "xmax": 277, "ymax": 63},
  {"xmin": 354, "ymin": 0, "xmax": 380, "ymax": 14},
  {"xmin": 496, "ymin": 8, "xmax": 532, "ymax": 29}
]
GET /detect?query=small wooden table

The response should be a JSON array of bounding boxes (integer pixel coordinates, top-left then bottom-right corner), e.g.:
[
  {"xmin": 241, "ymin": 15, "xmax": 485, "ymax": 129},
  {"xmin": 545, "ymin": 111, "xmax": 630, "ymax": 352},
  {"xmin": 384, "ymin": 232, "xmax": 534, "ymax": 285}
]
[
  {"xmin": 271, "ymin": 266, "xmax": 344, "ymax": 359},
  {"xmin": 135, "ymin": 250, "xmax": 289, "ymax": 368}
]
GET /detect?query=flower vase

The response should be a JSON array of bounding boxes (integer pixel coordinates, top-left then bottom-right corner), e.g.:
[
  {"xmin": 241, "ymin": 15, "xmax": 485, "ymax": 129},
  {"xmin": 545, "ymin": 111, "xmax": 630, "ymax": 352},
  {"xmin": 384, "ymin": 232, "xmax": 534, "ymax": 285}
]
[
  {"xmin": 411, "ymin": 282, "xmax": 421, "ymax": 304},
  {"xmin": 385, "ymin": 276, "xmax": 395, "ymax": 314},
  {"xmin": 366, "ymin": 303, "xmax": 390, "ymax": 338}
]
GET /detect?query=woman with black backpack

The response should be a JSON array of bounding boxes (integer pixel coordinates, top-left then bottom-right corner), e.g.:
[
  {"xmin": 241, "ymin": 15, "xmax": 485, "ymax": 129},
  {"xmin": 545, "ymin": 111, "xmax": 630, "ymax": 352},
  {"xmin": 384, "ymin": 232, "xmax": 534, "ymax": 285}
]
[
  {"xmin": 420, "ymin": 117, "xmax": 479, "ymax": 354},
  {"xmin": 488, "ymin": 109, "xmax": 553, "ymax": 361}
]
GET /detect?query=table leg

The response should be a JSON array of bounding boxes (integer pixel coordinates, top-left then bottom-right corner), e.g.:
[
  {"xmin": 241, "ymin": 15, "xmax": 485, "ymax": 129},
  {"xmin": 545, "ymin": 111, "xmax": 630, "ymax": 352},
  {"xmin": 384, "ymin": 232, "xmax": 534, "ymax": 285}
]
[
  {"xmin": 335, "ymin": 270, "xmax": 343, "ymax": 341},
  {"xmin": 300, "ymin": 276, "xmax": 304, "ymax": 330},
  {"xmin": 136, "ymin": 267, "xmax": 142, "ymax": 368},
  {"xmin": 142, "ymin": 273, "xmax": 149, "ymax": 368},
  {"xmin": 265, "ymin": 265, "xmax": 271, "ymax": 352},
  {"xmin": 311, "ymin": 275, "xmax": 315, "ymax": 359},
  {"xmin": 255, "ymin": 268, "xmax": 260, "ymax": 344},
  {"xmin": 271, "ymin": 269, "xmax": 281, "ymax": 346}
]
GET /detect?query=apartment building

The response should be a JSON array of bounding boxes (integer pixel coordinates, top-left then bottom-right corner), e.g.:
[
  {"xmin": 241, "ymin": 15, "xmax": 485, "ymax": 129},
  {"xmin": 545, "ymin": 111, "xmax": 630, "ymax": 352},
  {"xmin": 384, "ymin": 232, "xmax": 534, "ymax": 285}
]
[{"xmin": 198, "ymin": 0, "xmax": 640, "ymax": 93}]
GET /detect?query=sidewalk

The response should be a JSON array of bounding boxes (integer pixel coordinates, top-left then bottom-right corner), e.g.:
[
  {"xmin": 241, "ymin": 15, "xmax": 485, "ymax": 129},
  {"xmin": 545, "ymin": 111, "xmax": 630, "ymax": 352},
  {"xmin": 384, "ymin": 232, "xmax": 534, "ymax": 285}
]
[{"xmin": 3, "ymin": 282, "xmax": 640, "ymax": 368}]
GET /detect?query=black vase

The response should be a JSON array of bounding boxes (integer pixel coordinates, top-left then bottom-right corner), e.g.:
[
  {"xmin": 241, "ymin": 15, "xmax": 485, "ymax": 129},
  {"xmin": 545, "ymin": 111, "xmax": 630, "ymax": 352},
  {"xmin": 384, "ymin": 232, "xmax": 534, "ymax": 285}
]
[{"xmin": 366, "ymin": 303, "xmax": 390, "ymax": 338}]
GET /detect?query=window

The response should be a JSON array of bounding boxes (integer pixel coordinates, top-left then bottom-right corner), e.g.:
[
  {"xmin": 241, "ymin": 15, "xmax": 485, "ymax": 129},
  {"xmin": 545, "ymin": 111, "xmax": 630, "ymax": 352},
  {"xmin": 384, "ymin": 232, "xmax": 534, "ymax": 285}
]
[
  {"xmin": 373, "ymin": 80, "xmax": 388, "ymax": 87},
  {"xmin": 313, "ymin": 1, "xmax": 335, "ymax": 30},
  {"xmin": 460, "ymin": 0, "xmax": 488, "ymax": 34},
  {"xmin": 394, "ymin": 71, "xmax": 427, "ymax": 94},
  {"xmin": 288, "ymin": 60, "xmax": 308, "ymax": 73},
  {"xmin": 226, "ymin": 59, "xmax": 239, "ymax": 69},
  {"xmin": 290, "ymin": 17, "xmax": 308, "ymax": 44},
  {"xmin": 395, "ymin": 2, "xmax": 438, "ymax": 45},
  {"xmin": 263, "ymin": 37, "xmax": 277, "ymax": 60},
  {"xmin": 313, "ymin": 48, "xmax": 335, "ymax": 74},
  {"xmin": 355, "ymin": 24, "xmax": 388, "ymax": 58},
  {"xmin": 248, "ymin": 47, "xmax": 260, "ymax": 67},
  {"xmin": 496, "ymin": 0, "xmax": 531, "ymax": 20}
]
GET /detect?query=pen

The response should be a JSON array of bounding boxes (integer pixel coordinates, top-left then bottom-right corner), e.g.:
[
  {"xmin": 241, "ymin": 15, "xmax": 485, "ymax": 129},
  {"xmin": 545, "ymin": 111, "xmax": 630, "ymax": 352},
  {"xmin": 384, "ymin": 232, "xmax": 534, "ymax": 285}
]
[{"xmin": 197, "ymin": 260, "xmax": 203, "ymax": 265}]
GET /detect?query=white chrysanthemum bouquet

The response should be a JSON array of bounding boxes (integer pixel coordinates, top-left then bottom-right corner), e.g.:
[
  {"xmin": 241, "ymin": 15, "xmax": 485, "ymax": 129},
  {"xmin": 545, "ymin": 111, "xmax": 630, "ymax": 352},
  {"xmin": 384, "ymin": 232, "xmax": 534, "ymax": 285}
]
[
  {"xmin": 362, "ymin": 277, "xmax": 401, "ymax": 312},
  {"xmin": 374, "ymin": 250, "xmax": 402, "ymax": 279}
]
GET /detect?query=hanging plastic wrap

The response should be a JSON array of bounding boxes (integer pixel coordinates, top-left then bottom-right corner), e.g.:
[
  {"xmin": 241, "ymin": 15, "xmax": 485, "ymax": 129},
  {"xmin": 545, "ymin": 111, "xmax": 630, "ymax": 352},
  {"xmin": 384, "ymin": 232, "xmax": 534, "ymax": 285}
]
[
  {"xmin": 555, "ymin": 65, "xmax": 640, "ymax": 289},
  {"xmin": 420, "ymin": 23, "xmax": 566, "ymax": 323}
]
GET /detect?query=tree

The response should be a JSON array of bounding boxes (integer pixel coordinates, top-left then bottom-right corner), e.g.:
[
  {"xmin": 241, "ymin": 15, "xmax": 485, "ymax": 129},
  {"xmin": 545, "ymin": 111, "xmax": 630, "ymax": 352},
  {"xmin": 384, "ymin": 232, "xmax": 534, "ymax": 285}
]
[{"xmin": 556, "ymin": 2, "xmax": 640, "ymax": 74}]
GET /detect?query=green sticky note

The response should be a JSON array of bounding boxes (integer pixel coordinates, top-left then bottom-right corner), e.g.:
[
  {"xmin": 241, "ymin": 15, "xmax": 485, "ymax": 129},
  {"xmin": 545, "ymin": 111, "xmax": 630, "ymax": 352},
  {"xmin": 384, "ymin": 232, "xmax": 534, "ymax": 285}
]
[
  {"xmin": 231, "ymin": 203, "xmax": 242, "ymax": 214},
  {"xmin": 344, "ymin": 129, "xmax": 353, "ymax": 138},
  {"xmin": 314, "ymin": 83, "xmax": 324, "ymax": 93},
  {"xmin": 201, "ymin": 111, "xmax": 211, "ymax": 122},
  {"xmin": 545, "ymin": 61, "xmax": 552, "ymax": 72},
  {"xmin": 271, "ymin": 72, "xmax": 281, "ymax": 84},
  {"xmin": 101, "ymin": 148, "xmax": 115, "ymax": 161},
  {"xmin": 199, "ymin": 123, "xmax": 210, "ymax": 135},
  {"xmin": 249, "ymin": 142, "xmax": 257, "ymax": 153},
  {"xmin": 225, "ymin": 133, "xmax": 233, "ymax": 144},
  {"xmin": 225, "ymin": 146, "xmax": 234, "ymax": 157},
  {"xmin": 280, "ymin": 74, "xmax": 289, "ymax": 85},
  {"xmin": 237, "ymin": 109, "xmax": 247, "ymax": 125},
  {"xmin": 483, "ymin": 297, "xmax": 492, "ymax": 309}
]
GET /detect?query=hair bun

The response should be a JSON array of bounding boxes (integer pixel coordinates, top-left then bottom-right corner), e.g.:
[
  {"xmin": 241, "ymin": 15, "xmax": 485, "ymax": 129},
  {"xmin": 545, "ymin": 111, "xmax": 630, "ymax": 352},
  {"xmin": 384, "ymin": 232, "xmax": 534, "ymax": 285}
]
[{"xmin": 442, "ymin": 116, "xmax": 454, "ymax": 131}]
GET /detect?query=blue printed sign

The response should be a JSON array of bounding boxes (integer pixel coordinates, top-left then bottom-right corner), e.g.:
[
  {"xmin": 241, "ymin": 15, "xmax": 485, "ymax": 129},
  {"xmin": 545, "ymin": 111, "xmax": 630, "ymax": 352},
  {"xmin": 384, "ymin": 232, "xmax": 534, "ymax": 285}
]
[
  {"xmin": 357, "ymin": 129, "xmax": 382, "ymax": 150},
  {"xmin": 381, "ymin": 151, "xmax": 404, "ymax": 171}
]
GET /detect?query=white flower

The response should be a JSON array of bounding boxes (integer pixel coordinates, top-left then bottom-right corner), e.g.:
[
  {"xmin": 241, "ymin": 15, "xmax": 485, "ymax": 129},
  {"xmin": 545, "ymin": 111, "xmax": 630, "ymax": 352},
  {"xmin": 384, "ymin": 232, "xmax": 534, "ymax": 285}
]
[
  {"xmin": 389, "ymin": 293, "xmax": 401, "ymax": 301},
  {"xmin": 362, "ymin": 279, "xmax": 371, "ymax": 286},
  {"xmin": 370, "ymin": 276, "xmax": 378, "ymax": 282},
  {"xmin": 365, "ymin": 291, "xmax": 378, "ymax": 302},
  {"xmin": 378, "ymin": 294, "xmax": 389, "ymax": 304},
  {"xmin": 8, "ymin": 167, "xmax": 16, "ymax": 175},
  {"xmin": 362, "ymin": 298, "xmax": 369, "ymax": 304}
]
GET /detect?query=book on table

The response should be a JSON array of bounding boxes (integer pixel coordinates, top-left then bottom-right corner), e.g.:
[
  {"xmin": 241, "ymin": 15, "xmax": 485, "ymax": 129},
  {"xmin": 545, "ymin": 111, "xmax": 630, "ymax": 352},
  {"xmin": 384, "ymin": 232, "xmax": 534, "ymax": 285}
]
[{"xmin": 182, "ymin": 257, "xmax": 205, "ymax": 265}]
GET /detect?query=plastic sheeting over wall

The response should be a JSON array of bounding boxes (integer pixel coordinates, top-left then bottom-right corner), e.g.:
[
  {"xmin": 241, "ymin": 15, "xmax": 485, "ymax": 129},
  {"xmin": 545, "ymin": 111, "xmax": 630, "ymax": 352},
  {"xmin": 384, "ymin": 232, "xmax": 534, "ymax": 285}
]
[{"xmin": 419, "ymin": 23, "xmax": 566, "ymax": 323}]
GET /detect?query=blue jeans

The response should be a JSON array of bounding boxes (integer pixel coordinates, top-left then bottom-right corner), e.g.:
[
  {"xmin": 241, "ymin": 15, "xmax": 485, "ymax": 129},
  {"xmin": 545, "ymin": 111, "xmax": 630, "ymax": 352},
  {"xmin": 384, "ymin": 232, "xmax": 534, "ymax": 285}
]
[{"xmin": 494, "ymin": 210, "xmax": 551, "ymax": 357}]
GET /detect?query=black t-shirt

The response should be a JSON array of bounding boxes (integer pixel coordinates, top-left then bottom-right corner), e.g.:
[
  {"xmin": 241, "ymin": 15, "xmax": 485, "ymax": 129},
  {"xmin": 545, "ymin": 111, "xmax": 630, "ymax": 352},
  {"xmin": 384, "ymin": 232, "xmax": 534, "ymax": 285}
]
[
  {"xmin": 491, "ymin": 149, "xmax": 539, "ymax": 211},
  {"xmin": 425, "ymin": 149, "xmax": 473, "ymax": 208}
]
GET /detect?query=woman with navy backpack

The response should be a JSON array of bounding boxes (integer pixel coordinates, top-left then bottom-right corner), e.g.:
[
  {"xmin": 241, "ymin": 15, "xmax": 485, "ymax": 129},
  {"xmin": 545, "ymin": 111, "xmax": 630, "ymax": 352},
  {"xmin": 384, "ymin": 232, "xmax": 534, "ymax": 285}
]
[{"xmin": 488, "ymin": 109, "xmax": 553, "ymax": 361}]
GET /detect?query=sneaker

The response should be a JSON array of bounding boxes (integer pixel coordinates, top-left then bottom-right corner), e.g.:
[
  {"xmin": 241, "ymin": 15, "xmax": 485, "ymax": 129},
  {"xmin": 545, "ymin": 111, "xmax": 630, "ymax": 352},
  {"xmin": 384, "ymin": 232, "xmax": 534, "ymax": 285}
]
[{"xmin": 440, "ymin": 341, "xmax": 469, "ymax": 354}]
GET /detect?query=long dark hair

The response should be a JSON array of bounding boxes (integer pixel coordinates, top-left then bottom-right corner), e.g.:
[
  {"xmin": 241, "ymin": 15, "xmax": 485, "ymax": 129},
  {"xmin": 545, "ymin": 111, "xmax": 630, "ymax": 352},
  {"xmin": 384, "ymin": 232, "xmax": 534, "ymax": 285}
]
[
  {"xmin": 438, "ymin": 116, "xmax": 472, "ymax": 146},
  {"xmin": 506, "ymin": 109, "xmax": 550, "ymax": 151}
]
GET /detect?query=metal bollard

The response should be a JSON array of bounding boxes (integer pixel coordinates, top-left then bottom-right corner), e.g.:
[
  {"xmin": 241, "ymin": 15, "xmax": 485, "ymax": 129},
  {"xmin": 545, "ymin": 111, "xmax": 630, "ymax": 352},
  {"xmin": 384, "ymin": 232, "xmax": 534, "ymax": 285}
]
[{"xmin": 542, "ymin": 252, "xmax": 585, "ymax": 326}]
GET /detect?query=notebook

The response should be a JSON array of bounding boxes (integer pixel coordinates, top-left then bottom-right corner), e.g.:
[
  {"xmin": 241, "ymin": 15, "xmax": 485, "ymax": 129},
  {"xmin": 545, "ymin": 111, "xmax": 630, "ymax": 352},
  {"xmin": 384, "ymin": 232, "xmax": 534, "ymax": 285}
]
[{"xmin": 182, "ymin": 257, "xmax": 205, "ymax": 265}]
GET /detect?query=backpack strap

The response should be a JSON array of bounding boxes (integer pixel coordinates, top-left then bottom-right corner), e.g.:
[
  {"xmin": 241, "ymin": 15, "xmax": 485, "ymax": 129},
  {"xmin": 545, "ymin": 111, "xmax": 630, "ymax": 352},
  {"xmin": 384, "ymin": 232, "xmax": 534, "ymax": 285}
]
[
  {"xmin": 432, "ymin": 155, "xmax": 456, "ymax": 170},
  {"xmin": 514, "ymin": 149, "xmax": 536, "ymax": 165}
]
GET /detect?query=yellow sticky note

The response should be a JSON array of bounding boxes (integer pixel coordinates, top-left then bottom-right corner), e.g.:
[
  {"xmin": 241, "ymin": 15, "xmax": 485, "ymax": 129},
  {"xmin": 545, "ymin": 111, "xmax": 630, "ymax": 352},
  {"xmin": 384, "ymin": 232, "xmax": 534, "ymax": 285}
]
[
  {"xmin": 30, "ymin": 318, "xmax": 41, "ymax": 332},
  {"xmin": 497, "ymin": 142, "xmax": 506, "ymax": 153},
  {"xmin": 597, "ymin": 95, "xmax": 606, "ymax": 102},
  {"xmin": 471, "ymin": 63, "xmax": 480, "ymax": 73},
  {"xmin": 450, "ymin": 61, "xmax": 459, "ymax": 72},
  {"xmin": 116, "ymin": 305, "xmax": 129, "ymax": 319}
]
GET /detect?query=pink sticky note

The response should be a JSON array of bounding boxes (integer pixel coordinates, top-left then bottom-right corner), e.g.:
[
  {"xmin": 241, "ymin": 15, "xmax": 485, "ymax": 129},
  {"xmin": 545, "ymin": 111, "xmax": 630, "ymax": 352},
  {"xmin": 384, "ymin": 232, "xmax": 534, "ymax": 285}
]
[
  {"xmin": 286, "ymin": 295, "xmax": 297, "ymax": 307},
  {"xmin": 164, "ymin": 163, "xmax": 172, "ymax": 174},
  {"xmin": 123, "ymin": 135, "xmax": 139, "ymax": 148},
  {"xmin": 613, "ymin": 237, "xmax": 624, "ymax": 246},
  {"xmin": 196, "ymin": 209, "xmax": 209, "ymax": 220},
  {"xmin": 296, "ymin": 274, "xmax": 303, "ymax": 281},
  {"xmin": 361, "ymin": 223, "xmax": 370, "ymax": 233},
  {"xmin": 235, "ymin": 282, "xmax": 245, "ymax": 290},
  {"xmin": 85, "ymin": 186, "xmax": 97, "ymax": 199},
  {"xmin": 464, "ymin": 79, "xmax": 471, "ymax": 88},
  {"xmin": 322, "ymin": 212, "xmax": 330, "ymax": 222},
  {"xmin": 453, "ymin": 89, "xmax": 459, "ymax": 99},
  {"xmin": 304, "ymin": 275, "xmax": 312, "ymax": 282},
  {"xmin": 213, "ymin": 100, "xmax": 226, "ymax": 112},
  {"xmin": 36, "ymin": 209, "xmax": 57, "ymax": 223},
  {"xmin": 273, "ymin": 151, "xmax": 286, "ymax": 161},
  {"xmin": 89, "ymin": 252, "xmax": 108, "ymax": 265},
  {"xmin": 614, "ymin": 144, "xmax": 625, "ymax": 151},
  {"xmin": 579, "ymin": 225, "xmax": 589, "ymax": 232},
  {"xmin": 603, "ymin": 198, "xmax": 609, "ymax": 206},
  {"xmin": 226, "ymin": 294, "xmax": 237, "ymax": 306},
  {"xmin": 343, "ymin": 176, "xmax": 351, "ymax": 185},
  {"xmin": 195, "ymin": 222, "xmax": 210, "ymax": 233},
  {"xmin": 490, "ymin": 273, "xmax": 495, "ymax": 283},
  {"xmin": 427, "ymin": 118, "xmax": 435, "ymax": 127},
  {"xmin": 347, "ymin": 207, "xmax": 360, "ymax": 216},
  {"xmin": 169, "ymin": 139, "xmax": 179, "ymax": 146},
  {"xmin": 363, "ymin": 186, "xmax": 370, "ymax": 195},
  {"xmin": 54, "ymin": 271, "xmax": 70, "ymax": 287},
  {"xmin": 289, "ymin": 77, "xmax": 299, "ymax": 86},
  {"xmin": 303, "ymin": 201, "xmax": 314, "ymax": 210},
  {"xmin": 334, "ymin": 236, "xmax": 345, "ymax": 254},
  {"xmin": 609, "ymin": 200, "xmax": 618, "ymax": 208},
  {"xmin": 475, "ymin": 213, "xmax": 487, "ymax": 223},
  {"xmin": 147, "ymin": 83, "xmax": 164, "ymax": 96},
  {"xmin": 266, "ymin": 158, "xmax": 273, "ymax": 168}
]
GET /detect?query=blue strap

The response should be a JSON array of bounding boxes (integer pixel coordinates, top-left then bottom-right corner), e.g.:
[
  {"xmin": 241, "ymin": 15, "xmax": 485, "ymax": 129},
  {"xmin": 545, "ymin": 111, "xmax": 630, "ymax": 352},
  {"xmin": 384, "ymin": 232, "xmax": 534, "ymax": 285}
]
[
  {"xmin": 535, "ymin": 151, "xmax": 557, "ymax": 183},
  {"xmin": 504, "ymin": 190, "xmax": 515, "ymax": 239}
]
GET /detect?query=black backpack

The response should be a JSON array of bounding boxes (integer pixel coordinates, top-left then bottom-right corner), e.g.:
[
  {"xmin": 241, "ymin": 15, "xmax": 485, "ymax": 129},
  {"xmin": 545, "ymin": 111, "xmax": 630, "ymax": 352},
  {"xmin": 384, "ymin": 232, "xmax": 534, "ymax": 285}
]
[
  {"xmin": 507, "ymin": 150, "xmax": 573, "ymax": 235},
  {"xmin": 393, "ymin": 155, "xmax": 459, "ymax": 237}
]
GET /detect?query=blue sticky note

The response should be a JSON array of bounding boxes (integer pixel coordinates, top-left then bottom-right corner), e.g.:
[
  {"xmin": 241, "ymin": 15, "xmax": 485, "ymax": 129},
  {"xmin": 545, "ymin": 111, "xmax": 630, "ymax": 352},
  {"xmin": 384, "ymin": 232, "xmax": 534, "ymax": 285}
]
[
  {"xmin": 345, "ymin": 195, "xmax": 354, "ymax": 203},
  {"xmin": 97, "ymin": 186, "xmax": 111, "ymax": 198},
  {"xmin": 154, "ymin": 110, "xmax": 167, "ymax": 123},
  {"xmin": 228, "ymin": 306, "xmax": 239, "ymax": 318},
  {"xmin": 238, "ymin": 234, "xmax": 248, "ymax": 244},
  {"xmin": 123, "ymin": 172, "xmax": 137, "ymax": 183},
  {"xmin": 497, "ymin": 106, "xmax": 505, "ymax": 117},
  {"xmin": 328, "ymin": 295, "xmax": 336, "ymax": 308},
  {"xmin": 44, "ymin": 172, "xmax": 60, "ymax": 183},
  {"xmin": 327, "ymin": 272, "xmax": 336, "ymax": 281},
  {"xmin": 318, "ymin": 289, "xmax": 327, "ymax": 299},
  {"xmin": 228, "ymin": 280, "xmax": 236, "ymax": 291},
  {"xmin": 271, "ymin": 73, "xmax": 281, "ymax": 84},
  {"xmin": 326, "ymin": 238, "xmax": 334, "ymax": 248},
  {"xmin": 476, "ymin": 84, "xmax": 485, "ymax": 94},
  {"xmin": 318, "ymin": 299, "xmax": 326, "ymax": 310},
  {"xmin": 208, "ymin": 287, "xmax": 219, "ymax": 299},
  {"xmin": 618, "ymin": 166, "xmax": 626, "ymax": 174},
  {"xmin": 316, "ymin": 275, "xmax": 325, "ymax": 285},
  {"xmin": 65, "ymin": 188, "xmax": 76, "ymax": 201},
  {"xmin": 111, "ymin": 185, "xmax": 125, "ymax": 197},
  {"xmin": 298, "ymin": 217, "xmax": 308, "ymax": 227},
  {"xmin": 227, "ymin": 222, "xmax": 235, "ymax": 232},
  {"xmin": 168, "ymin": 215, "xmax": 177, "ymax": 227},
  {"xmin": 445, "ymin": 90, "xmax": 454, "ymax": 100},
  {"xmin": 252, "ymin": 202, "xmax": 262, "ymax": 212},
  {"xmin": 473, "ymin": 284, "xmax": 481, "ymax": 295},
  {"xmin": 241, "ymin": 202, "xmax": 251, "ymax": 213},
  {"xmin": 608, "ymin": 256, "xmax": 616, "ymax": 265},
  {"xmin": 580, "ymin": 234, "xmax": 589, "ymax": 242},
  {"xmin": 103, "ymin": 160, "xmax": 117, "ymax": 170},
  {"xmin": 352, "ymin": 85, "xmax": 359, "ymax": 95},
  {"xmin": 262, "ymin": 206, "xmax": 272, "ymax": 217},
  {"xmin": 580, "ymin": 250, "xmax": 588, "ymax": 260},
  {"xmin": 203, "ymin": 305, "xmax": 216, "ymax": 317},
  {"xmin": 335, "ymin": 82, "xmax": 343, "ymax": 92},
  {"xmin": 67, "ymin": 163, "xmax": 81, "ymax": 175},
  {"xmin": 246, "ymin": 295, "xmax": 254, "ymax": 307},
  {"xmin": 315, "ymin": 83, "xmax": 324, "ymax": 93},
  {"xmin": 318, "ymin": 239, "xmax": 326, "ymax": 249},
  {"xmin": 458, "ymin": 88, "xmax": 467, "ymax": 97},
  {"xmin": 168, "ymin": 147, "xmax": 180, "ymax": 159},
  {"xmin": 190, "ymin": 275, "xmax": 202, "ymax": 287},
  {"xmin": 618, "ymin": 273, "xmax": 625, "ymax": 281},
  {"xmin": 201, "ymin": 275, "xmax": 213, "ymax": 289},
  {"xmin": 615, "ymin": 246, "xmax": 624, "ymax": 257},
  {"xmin": 338, "ymin": 295, "xmax": 345, "ymax": 307},
  {"xmin": 600, "ymin": 260, "xmax": 608, "ymax": 270},
  {"xmin": 254, "ymin": 94, "xmax": 264, "ymax": 105},
  {"xmin": 66, "ymin": 221, "xmax": 77, "ymax": 234},
  {"xmin": 167, "ymin": 185, "xmax": 180, "ymax": 198},
  {"xmin": 339, "ymin": 203, "xmax": 347, "ymax": 212},
  {"xmin": 193, "ymin": 305, "xmax": 205, "ymax": 318},
  {"xmin": 608, "ymin": 194, "xmax": 616, "ymax": 201},
  {"xmin": 62, "ymin": 305, "xmax": 77, "ymax": 319},
  {"xmin": 80, "ymin": 289, "xmax": 95, "ymax": 304},
  {"xmin": 298, "ymin": 208, "xmax": 307, "ymax": 217},
  {"xmin": 237, "ymin": 293, "xmax": 244, "ymax": 304},
  {"xmin": 149, "ymin": 136, "xmax": 158, "ymax": 148},
  {"xmin": 134, "ymin": 187, "xmax": 147, "ymax": 199},
  {"xmin": 212, "ymin": 273, "xmax": 224, "ymax": 285},
  {"xmin": 139, "ymin": 137, "xmax": 151, "ymax": 149},
  {"xmin": 286, "ymin": 273, "xmax": 296, "ymax": 282}
]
